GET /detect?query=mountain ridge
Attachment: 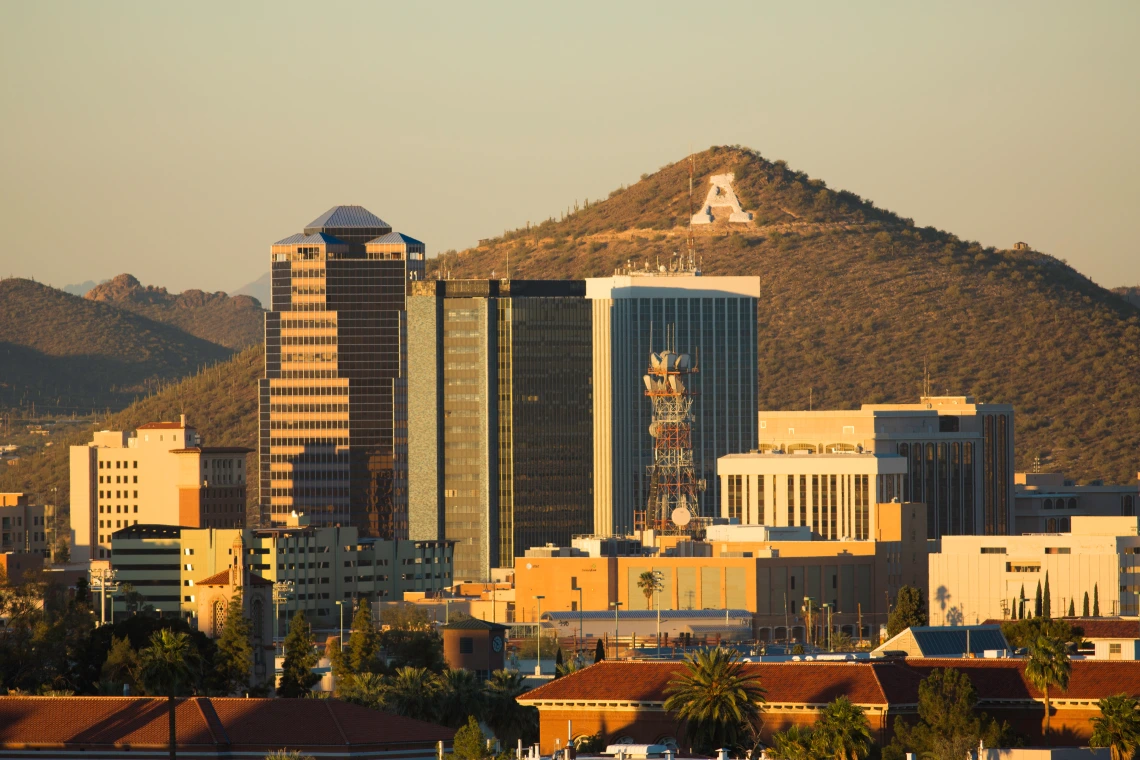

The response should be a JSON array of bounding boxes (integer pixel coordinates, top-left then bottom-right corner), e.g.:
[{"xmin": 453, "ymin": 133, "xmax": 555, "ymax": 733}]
[{"xmin": 432, "ymin": 145, "xmax": 1140, "ymax": 484}]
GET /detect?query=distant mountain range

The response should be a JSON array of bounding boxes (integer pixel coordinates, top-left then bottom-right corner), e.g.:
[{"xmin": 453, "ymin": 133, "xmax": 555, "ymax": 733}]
[
  {"xmin": 86, "ymin": 273, "xmax": 264, "ymax": 349},
  {"xmin": 434, "ymin": 145, "xmax": 1140, "ymax": 485},
  {"xmin": 0, "ymin": 274, "xmax": 263, "ymax": 416},
  {"xmin": 233, "ymin": 271, "xmax": 271, "ymax": 307}
]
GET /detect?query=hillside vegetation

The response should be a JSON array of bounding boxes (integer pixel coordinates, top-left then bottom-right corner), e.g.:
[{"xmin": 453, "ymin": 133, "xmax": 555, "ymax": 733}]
[
  {"xmin": 433, "ymin": 146, "xmax": 1140, "ymax": 484},
  {"xmin": 0, "ymin": 345, "xmax": 263, "ymax": 521},
  {"xmin": 86, "ymin": 273, "xmax": 264, "ymax": 349},
  {"xmin": 0, "ymin": 278, "xmax": 236, "ymax": 415}
]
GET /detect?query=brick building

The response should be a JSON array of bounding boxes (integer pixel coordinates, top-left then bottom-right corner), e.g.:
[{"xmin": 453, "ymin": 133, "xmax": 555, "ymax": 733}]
[{"xmin": 518, "ymin": 658, "xmax": 1140, "ymax": 753}]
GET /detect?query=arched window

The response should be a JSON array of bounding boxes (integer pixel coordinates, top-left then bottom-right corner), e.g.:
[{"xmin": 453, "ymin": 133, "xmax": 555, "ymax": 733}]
[
  {"xmin": 212, "ymin": 598, "xmax": 228, "ymax": 636},
  {"xmin": 1059, "ymin": 517, "xmax": 1070, "ymax": 532},
  {"xmin": 1068, "ymin": 498, "xmax": 1077, "ymax": 510},
  {"xmin": 1043, "ymin": 499, "xmax": 1053, "ymax": 510},
  {"xmin": 1047, "ymin": 518, "xmax": 1057, "ymax": 532}
]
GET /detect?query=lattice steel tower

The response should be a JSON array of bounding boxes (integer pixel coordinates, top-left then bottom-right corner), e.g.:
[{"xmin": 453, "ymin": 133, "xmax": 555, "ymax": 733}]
[{"xmin": 640, "ymin": 332, "xmax": 705, "ymax": 534}]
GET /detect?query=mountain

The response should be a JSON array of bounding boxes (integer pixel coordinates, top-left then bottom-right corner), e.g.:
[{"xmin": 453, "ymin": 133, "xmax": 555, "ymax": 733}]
[
  {"xmin": 0, "ymin": 345, "xmax": 263, "ymax": 521},
  {"xmin": 86, "ymin": 274, "xmax": 264, "ymax": 349},
  {"xmin": 62, "ymin": 279, "xmax": 105, "ymax": 297},
  {"xmin": 0, "ymin": 278, "xmax": 238, "ymax": 415},
  {"xmin": 433, "ymin": 146, "xmax": 1140, "ymax": 485},
  {"xmin": 233, "ymin": 271, "xmax": 271, "ymax": 308}
]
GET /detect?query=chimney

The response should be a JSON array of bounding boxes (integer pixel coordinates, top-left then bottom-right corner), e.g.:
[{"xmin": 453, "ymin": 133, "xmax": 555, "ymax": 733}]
[{"xmin": 180, "ymin": 413, "xmax": 186, "ymax": 427}]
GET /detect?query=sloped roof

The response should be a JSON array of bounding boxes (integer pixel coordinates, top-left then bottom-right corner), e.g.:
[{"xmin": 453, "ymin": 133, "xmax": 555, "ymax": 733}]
[
  {"xmin": 518, "ymin": 660, "xmax": 891, "ymax": 706},
  {"xmin": 875, "ymin": 625, "xmax": 1008, "ymax": 656},
  {"xmin": 272, "ymin": 232, "xmax": 346, "ymax": 246},
  {"xmin": 0, "ymin": 697, "xmax": 453, "ymax": 751},
  {"xmin": 442, "ymin": 617, "xmax": 509, "ymax": 631},
  {"xmin": 517, "ymin": 658, "xmax": 1140, "ymax": 708},
  {"xmin": 367, "ymin": 231, "xmax": 424, "ymax": 246},
  {"xmin": 305, "ymin": 205, "xmax": 389, "ymax": 232},
  {"xmin": 197, "ymin": 569, "xmax": 273, "ymax": 587}
]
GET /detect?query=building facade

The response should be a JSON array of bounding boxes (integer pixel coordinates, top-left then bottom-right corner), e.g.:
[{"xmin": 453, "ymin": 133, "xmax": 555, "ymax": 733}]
[
  {"xmin": 756, "ymin": 396, "xmax": 1016, "ymax": 538},
  {"xmin": 110, "ymin": 519, "xmax": 453, "ymax": 632},
  {"xmin": 69, "ymin": 418, "xmax": 249, "ymax": 562},
  {"xmin": 261, "ymin": 206, "xmax": 425, "ymax": 539},
  {"xmin": 717, "ymin": 452, "xmax": 908, "ymax": 539},
  {"xmin": 1014, "ymin": 472, "xmax": 1138, "ymax": 534},
  {"xmin": 928, "ymin": 516, "xmax": 1140, "ymax": 624},
  {"xmin": 514, "ymin": 502, "xmax": 927, "ymax": 642},
  {"xmin": 407, "ymin": 279, "xmax": 593, "ymax": 581},
  {"xmin": 589, "ymin": 272, "xmax": 759, "ymax": 535},
  {"xmin": 0, "ymin": 493, "xmax": 47, "ymax": 556}
]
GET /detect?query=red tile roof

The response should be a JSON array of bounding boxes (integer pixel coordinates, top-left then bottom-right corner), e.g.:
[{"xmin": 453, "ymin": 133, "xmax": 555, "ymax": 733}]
[
  {"xmin": 0, "ymin": 697, "xmax": 452, "ymax": 752},
  {"xmin": 519, "ymin": 660, "xmax": 892, "ymax": 706},
  {"xmin": 197, "ymin": 570, "xmax": 273, "ymax": 587},
  {"xmin": 520, "ymin": 658, "xmax": 1140, "ymax": 708}
]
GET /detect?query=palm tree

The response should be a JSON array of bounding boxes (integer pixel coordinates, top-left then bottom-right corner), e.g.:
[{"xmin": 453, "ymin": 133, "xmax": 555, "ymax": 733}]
[
  {"xmin": 767, "ymin": 725, "xmax": 814, "ymax": 760},
  {"xmin": 485, "ymin": 669, "xmax": 536, "ymax": 747},
  {"xmin": 637, "ymin": 571, "xmax": 661, "ymax": 610},
  {"xmin": 663, "ymin": 647, "xmax": 766, "ymax": 754},
  {"xmin": 436, "ymin": 668, "xmax": 486, "ymax": 728},
  {"xmin": 812, "ymin": 697, "xmax": 874, "ymax": 760},
  {"xmin": 1091, "ymin": 695, "xmax": 1140, "ymax": 760},
  {"xmin": 337, "ymin": 672, "xmax": 387, "ymax": 711},
  {"xmin": 1025, "ymin": 633, "xmax": 1071, "ymax": 742},
  {"xmin": 383, "ymin": 666, "xmax": 440, "ymax": 722},
  {"xmin": 136, "ymin": 630, "xmax": 201, "ymax": 760}
]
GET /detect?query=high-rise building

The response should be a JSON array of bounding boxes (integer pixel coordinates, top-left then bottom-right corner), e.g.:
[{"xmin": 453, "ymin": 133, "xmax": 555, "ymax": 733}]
[
  {"xmin": 754, "ymin": 396, "xmax": 1016, "ymax": 537},
  {"xmin": 588, "ymin": 271, "xmax": 760, "ymax": 536},
  {"xmin": 261, "ymin": 206, "xmax": 425, "ymax": 539},
  {"xmin": 407, "ymin": 279, "xmax": 593, "ymax": 581},
  {"xmin": 69, "ymin": 417, "xmax": 249, "ymax": 562}
]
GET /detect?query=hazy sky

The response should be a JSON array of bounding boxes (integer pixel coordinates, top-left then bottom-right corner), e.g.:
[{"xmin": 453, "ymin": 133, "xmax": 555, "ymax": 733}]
[{"xmin": 1, "ymin": 1, "xmax": 1137, "ymax": 294}]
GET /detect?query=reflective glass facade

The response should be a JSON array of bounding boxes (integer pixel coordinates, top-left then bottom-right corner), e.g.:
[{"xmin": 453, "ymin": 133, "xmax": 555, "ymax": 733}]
[
  {"xmin": 407, "ymin": 280, "xmax": 593, "ymax": 581},
  {"xmin": 260, "ymin": 208, "xmax": 425, "ymax": 539},
  {"xmin": 591, "ymin": 278, "xmax": 759, "ymax": 535}
]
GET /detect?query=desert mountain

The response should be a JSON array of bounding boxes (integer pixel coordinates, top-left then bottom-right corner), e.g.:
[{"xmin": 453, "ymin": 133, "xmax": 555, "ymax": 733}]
[
  {"xmin": 433, "ymin": 146, "xmax": 1140, "ymax": 484},
  {"xmin": 0, "ymin": 278, "xmax": 238, "ymax": 415},
  {"xmin": 86, "ymin": 273, "xmax": 264, "ymax": 349}
]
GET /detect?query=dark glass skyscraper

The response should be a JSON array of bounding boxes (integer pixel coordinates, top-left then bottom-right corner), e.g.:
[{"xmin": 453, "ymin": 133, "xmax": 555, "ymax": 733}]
[
  {"xmin": 261, "ymin": 206, "xmax": 425, "ymax": 538},
  {"xmin": 407, "ymin": 280, "xmax": 593, "ymax": 581}
]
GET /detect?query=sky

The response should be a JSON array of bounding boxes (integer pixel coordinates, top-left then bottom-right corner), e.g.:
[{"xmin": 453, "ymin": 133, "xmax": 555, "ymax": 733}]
[{"xmin": 1, "ymin": 1, "xmax": 1137, "ymax": 294}]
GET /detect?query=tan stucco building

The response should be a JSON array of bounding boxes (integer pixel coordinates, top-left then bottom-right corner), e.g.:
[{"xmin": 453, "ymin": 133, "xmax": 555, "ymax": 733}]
[
  {"xmin": 929, "ymin": 516, "xmax": 1140, "ymax": 624},
  {"xmin": 1014, "ymin": 472, "xmax": 1138, "ymax": 534},
  {"xmin": 0, "ymin": 493, "xmax": 48, "ymax": 557},
  {"xmin": 756, "ymin": 396, "xmax": 1015, "ymax": 538},
  {"xmin": 69, "ymin": 416, "xmax": 250, "ymax": 562},
  {"xmin": 514, "ymin": 501, "xmax": 927, "ymax": 643}
]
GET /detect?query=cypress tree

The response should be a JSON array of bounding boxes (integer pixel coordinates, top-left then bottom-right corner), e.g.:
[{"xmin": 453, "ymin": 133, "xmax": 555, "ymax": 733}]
[
  {"xmin": 1034, "ymin": 580, "xmax": 1043, "ymax": 618},
  {"xmin": 347, "ymin": 599, "xmax": 380, "ymax": 673},
  {"xmin": 1093, "ymin": 584, "xmax": 1100, "ymax": 616},
  {"xmin": 554, "ymin": 647, "xmax": 564, "ymax": 679},
  {"xmin": 1043, "ymin": 572, "xmax": 1052, "ymax": 619},
  {"xmin": 278, "ymin": 610, "xmax": 320, "ymax": 697},
  {"xmin": 594, "ymin": 639, "xmax": 605, "ymax": 664},
  {"xmin": 1068, "ymin": 599, "xmax": 1075, "ymax": 617},
  {"xmin": 1083, "ymin": 591, "xmax": 1090, "ymax": 616}
]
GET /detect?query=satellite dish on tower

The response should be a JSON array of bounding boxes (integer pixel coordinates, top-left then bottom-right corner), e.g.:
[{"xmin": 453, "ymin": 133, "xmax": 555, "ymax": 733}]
[{"xmin": 671, "ymin": 507, "xmax": 692, "ymax": 527}]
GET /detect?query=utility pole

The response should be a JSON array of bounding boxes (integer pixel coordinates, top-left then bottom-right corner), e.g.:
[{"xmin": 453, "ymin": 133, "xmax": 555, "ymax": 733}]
[
  {"xmin": 611, "ymin": 601, "xmax": 623, "ymax": 659},
  {"xmin": 534, "ymin": 596, "xmax": 545, "ymax": 676},
  {"xmin": 654, "ymin": 571, "xmax": 664, "ymax": 654},
  {"xmin": 857, "ymin": 603, "xmax": 863, "ymax": 648}
]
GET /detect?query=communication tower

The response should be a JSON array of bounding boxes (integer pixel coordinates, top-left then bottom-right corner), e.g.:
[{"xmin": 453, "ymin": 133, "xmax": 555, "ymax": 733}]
[{"xmin": 637, "ymin": 328, "xmax": 706, "ymax": 534}]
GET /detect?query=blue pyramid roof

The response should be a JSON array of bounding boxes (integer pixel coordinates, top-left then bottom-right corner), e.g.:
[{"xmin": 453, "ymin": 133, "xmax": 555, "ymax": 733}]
[
  {"xmin": 367, "ymin": 232, "xmax": 424, "ymax": 246},
  {"xmin": 305, "ymin": 205, "xmax": 389, "ymax": 232},
  {"xmin": 273, "ymin": 232, "xmax": 346, "ymax": 246}
]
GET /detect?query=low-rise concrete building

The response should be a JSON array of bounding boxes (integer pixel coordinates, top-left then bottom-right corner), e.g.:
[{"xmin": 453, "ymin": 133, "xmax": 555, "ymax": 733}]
[
  {"xmin": 0, "ymin": 493, "xmax": 47, "ymax": 556},
  {"xmin": 1014, "ymin": 472, "xmax": 1138, "ymax": 534},
  {"xmin": 929, "ymin": 516, "xmax": 1140, "ymax": 624},
  {"xmin": 110, "ymin": 517, "xmax": 453, "ymax": 632},
  {"xmin": 515, "ymin": 501, "xmax": 927, "ymax": 643}
]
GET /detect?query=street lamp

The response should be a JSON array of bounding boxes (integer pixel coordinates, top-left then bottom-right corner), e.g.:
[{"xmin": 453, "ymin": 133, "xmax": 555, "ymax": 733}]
[
  {"xmin": 653, "ymin": 571, "xmax": 664, "ymax": 655},
  {"xmin": 574, "ymin": 584, "xmax": 584, "ymax": 661},
  {"xmin": 610, "ymin": 601, "xmax": 623, "ymax": 659},
  {"xmin": 533, "ymin": 595, "xmax": 545, "ymax": 676},
  {"xmin": 822, "ymin": 603, "xmax": 832, "ymax": 652}
]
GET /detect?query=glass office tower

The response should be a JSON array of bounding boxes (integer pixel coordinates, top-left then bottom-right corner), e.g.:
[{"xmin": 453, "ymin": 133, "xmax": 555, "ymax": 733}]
[
  {"xmin": 589, "ymin": 272, "xmax": 760, "ymax": 536},
  {"xmin": 261, "ymin": 206, "xmax": 425, "ymax": 538},
  {"xmin": 407, "ymin": 280, "xmax": 593, "ymax": 581}
]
